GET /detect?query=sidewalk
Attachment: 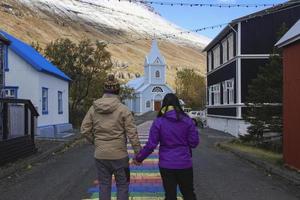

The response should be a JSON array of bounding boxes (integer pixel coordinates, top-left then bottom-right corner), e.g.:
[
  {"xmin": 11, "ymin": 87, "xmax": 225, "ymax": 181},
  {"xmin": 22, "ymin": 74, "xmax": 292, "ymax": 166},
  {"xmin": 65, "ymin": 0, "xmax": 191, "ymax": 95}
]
[
  {"xmin": 218, "ymin": 141, "xmax": 300, "ymax": 186},
  {"xmin": 0, "ymin": 112, "xmax": 156, "ymax": 181},
  {"xmin": 0, "ymin": 131, "xmax": 82, "ymax": 180},
  {"xmin": 83, "ymin": 121, "xmax": 183, "ymax": 200}
]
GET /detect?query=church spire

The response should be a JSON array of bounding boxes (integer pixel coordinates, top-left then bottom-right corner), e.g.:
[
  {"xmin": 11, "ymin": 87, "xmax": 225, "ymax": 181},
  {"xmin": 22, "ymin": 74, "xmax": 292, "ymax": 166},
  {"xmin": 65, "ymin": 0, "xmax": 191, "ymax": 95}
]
[{"xmin": 145, "ymin": 39, "xmax": 165, "ymax": 66}]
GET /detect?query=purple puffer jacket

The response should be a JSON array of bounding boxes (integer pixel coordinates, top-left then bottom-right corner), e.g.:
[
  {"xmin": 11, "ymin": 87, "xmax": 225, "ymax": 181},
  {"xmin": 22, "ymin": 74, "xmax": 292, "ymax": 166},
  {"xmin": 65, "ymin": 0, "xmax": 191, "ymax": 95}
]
[{"xmin": 135, "ymin": 110, "xmax": 199, "ymax": 169}]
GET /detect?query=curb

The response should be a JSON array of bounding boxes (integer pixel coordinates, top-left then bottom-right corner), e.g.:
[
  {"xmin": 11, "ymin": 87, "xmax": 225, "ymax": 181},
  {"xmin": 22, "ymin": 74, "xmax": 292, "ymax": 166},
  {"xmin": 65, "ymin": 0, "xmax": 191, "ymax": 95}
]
[
  {"xmin": 0, "ymin": 135, "xmax": 83, "ymax": 180},
  {"xmin": 217, "ymin": 142, "xmax": 300, "ymax": 186}
]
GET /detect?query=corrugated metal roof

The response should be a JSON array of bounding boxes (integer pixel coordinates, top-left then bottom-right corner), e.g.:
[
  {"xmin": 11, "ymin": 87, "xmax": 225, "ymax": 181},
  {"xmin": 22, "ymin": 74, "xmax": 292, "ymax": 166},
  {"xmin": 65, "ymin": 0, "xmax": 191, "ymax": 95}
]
[
  {"xmin": 0, "ymin": 31, "xmax": 71, "ymax": 81},
  {"xmin": 276, "ymin": 19, "xmax": 300, "ymax": 47}
]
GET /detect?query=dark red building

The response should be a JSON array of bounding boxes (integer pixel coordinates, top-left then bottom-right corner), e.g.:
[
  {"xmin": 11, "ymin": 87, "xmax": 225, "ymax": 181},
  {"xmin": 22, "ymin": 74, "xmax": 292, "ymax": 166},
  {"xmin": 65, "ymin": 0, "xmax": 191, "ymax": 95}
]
[{"xmin": 276, "ymin": 19, "xmax": 300, "ymax": 170}]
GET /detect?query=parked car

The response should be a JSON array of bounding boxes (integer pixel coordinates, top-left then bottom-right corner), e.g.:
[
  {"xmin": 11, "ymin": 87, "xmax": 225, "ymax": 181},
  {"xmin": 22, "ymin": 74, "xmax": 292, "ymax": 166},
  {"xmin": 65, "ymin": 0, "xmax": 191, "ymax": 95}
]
[
  {"xmin": 188, "ymin": 110, "xmax": 207, "ymax": 128},
  {"xmin": 183, "ymin": 107, "xmax": 191, "ymax": 113}
]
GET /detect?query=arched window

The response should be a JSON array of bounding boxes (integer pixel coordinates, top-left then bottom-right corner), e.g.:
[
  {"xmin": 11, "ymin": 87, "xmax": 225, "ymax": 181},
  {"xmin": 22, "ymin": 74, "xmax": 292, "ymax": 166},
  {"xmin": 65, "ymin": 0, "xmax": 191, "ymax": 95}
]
[
  {"xmin": 155, "ymin": 70, "xmax": 160, "ymax": 78},
  {"xmin": 146, "ymin": 101, "xmax": 151, "ymax": 108},
  {"xmin": 152, "ymin": 86, "xmax": 163, "ymax": 93}
]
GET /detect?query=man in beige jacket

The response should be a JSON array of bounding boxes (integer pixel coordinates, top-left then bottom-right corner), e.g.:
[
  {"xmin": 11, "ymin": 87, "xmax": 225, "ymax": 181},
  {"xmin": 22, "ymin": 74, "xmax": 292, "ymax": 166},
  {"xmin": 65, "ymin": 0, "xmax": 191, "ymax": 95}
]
[{"xmin": 81, "ymin": 74, "xmax": 141, "ymax": 200}]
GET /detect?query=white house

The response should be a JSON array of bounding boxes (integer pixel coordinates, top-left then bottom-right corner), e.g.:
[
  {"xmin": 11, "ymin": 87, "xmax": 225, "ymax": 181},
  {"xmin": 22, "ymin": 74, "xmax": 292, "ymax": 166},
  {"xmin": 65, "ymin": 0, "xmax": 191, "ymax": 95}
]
[
  {"xmin": 124, "ymin": 39, "xmax": 174, "ymax": 114},
  {"xmin": 1, "ymin": 30, "xmax": 72, "ymax": 138}
]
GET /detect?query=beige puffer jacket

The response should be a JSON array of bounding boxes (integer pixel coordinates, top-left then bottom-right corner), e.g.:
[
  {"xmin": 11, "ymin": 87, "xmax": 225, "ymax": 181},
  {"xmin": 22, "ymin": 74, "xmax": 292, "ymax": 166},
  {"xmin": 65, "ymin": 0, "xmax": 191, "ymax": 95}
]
[{"xmin": 80, "ymin": 94, "xmax": 141, "ymax": 160}]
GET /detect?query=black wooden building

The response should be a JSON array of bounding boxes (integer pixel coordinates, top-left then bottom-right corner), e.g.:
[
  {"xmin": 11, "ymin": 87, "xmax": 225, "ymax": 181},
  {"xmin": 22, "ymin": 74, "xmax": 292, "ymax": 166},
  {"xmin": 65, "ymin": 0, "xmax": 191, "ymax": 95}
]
[{"xmin": 204, "ymin": 2, "xmax": 300, "ymax": 136}]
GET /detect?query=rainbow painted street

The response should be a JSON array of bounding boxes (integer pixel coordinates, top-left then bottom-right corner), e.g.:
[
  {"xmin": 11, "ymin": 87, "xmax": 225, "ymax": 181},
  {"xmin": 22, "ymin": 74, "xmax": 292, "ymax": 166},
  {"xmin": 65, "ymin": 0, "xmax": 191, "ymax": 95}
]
[{"xmin": 82, "ymin": 121, "xmax": 183, "ymax": 200}]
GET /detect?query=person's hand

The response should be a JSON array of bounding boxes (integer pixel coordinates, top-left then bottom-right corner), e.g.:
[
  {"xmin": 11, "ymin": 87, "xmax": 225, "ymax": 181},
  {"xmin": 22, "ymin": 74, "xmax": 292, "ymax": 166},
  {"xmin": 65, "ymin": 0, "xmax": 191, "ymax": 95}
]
[{"xmin": 132, "ymin": 159, "xmax": 142, "ymax": 166}]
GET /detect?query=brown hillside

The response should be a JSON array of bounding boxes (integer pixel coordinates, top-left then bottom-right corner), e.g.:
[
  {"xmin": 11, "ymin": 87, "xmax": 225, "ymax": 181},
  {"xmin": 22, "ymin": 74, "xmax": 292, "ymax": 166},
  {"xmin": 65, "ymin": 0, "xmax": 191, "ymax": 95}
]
[{"xmin": 0, "ymin": 0, "xmax": 206, "ymax": 87}]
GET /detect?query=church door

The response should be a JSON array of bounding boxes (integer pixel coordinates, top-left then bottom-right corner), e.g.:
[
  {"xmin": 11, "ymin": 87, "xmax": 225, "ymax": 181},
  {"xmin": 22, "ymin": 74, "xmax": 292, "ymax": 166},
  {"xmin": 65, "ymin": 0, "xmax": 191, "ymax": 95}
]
[{"xmin": 154, "ymin": 101, "xmax": 161, "ymax": 111}]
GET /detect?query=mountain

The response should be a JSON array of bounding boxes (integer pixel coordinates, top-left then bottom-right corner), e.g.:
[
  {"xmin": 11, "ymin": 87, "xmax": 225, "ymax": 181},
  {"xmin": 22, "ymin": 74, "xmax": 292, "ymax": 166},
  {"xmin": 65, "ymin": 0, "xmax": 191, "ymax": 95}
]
[{"xmin": 0, "ymin": 0, "xmax": 210, "ymax": 86}]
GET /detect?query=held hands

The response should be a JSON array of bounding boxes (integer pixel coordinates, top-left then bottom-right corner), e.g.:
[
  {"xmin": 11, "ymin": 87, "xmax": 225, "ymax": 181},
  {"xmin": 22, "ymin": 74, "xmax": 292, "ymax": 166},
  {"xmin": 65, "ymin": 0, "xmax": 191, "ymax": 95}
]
[{"xmin": 131, "ymin": 159, "xmax": 142, "ymax": 166}]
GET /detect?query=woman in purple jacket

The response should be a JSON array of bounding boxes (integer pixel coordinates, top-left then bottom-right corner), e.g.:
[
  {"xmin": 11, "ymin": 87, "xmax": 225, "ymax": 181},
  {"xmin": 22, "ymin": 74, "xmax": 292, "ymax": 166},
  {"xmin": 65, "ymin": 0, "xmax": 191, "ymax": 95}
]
[{"xmin": 134, "ymin": 93, "xmax": 199, "ymax": 200}]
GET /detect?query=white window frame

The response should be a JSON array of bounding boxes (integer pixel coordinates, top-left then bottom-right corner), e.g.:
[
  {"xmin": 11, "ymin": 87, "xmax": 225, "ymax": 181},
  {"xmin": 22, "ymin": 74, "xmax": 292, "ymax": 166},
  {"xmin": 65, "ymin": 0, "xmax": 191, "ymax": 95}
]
[
  {"xmin": 155, "ymin": 70, "xmax": 160, "ymax": 78},
  {"xmin": 42, "ymin": 87, "xmax": 48, "ymax": 115},
  {"xmin": 212, "ymin": 84, "xmax": 221, "ymax": 105},
  {"xmin": 207, "ymin": 51, "xmax": 212, "ymax": 72},
  {"xmin": 222, "ymin": 79, "xmax": 234, "ymax": 105},
  {"xmin": 228, "ymin": 33, "xmax": 234, "ymax": 60},
  {"xmin": 213, "ymin": 45, "xmax": 220, "ymax": 69},
  {"xmin": 222, "ymin": 82, "xmax": 228, "ymax": 105},
  {"xmin": 146, "ymin": 100, "xmax": 151, "ymax": 108},
  {"xmin": 208, "ymin": 86, "xmax": 212, "ymax": 105},
  {"xmin": 222, "ymin": 38, "xmax": 228, "ymax": 64},
  {"xmin": 58, "ymin": 91, "xmax": 63, "ymax": 114},
  {"xmin": 4, "ymin": 88, "xmax": 18, "ymax": 98},
  {"xmin": 152, "ymin": 86, "xmax": 163, "ymax": 93}
]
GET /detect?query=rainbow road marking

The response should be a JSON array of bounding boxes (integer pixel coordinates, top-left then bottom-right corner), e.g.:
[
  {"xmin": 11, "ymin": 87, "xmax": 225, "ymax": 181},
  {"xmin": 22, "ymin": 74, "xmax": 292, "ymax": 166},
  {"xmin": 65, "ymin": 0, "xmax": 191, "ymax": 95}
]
[{"xmin": 83, "ymin": 121, "xmax": 183, "ymax": 200}]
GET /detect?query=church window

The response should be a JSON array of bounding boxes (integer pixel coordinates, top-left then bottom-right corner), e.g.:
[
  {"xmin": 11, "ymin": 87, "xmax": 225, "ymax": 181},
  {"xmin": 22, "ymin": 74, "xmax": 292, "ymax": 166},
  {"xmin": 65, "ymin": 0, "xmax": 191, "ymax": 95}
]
[
  {"xmin": 154, "ymin": 57, "xmax": 161, "ymax": 65},
  {"xmin": 155, "ymin": 70, "xmax": 160, "ymax": 78},
  {"xmin": 146, "ymin": 101, "xmax": 151, "ymax": 108},
  {"xmin": 152, "ymin": 86, "xmax": 163, "ymax": 93}
]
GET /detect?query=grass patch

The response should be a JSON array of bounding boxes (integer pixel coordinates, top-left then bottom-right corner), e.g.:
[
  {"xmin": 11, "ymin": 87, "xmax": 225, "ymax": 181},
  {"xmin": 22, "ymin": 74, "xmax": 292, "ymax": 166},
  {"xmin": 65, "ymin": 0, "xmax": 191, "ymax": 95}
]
[{"xmin": 222, "ymin": 141, "xmax": 283, "ymax": 166}]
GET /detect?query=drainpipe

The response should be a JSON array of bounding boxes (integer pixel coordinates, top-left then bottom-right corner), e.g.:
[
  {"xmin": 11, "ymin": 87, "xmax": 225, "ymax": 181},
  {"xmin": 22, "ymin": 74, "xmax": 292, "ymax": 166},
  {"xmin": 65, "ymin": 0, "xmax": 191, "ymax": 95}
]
[{"xmin": 229, "ymin": 22, "xmax": 242, "ymax": 118}]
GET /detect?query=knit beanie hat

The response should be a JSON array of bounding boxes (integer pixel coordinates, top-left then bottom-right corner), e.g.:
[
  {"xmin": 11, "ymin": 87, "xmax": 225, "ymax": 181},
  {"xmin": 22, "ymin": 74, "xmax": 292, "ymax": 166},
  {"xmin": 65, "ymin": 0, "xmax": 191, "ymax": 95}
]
[{"xmin": 104, "ymin": 74, "xmax": 120, "ymax": 94}]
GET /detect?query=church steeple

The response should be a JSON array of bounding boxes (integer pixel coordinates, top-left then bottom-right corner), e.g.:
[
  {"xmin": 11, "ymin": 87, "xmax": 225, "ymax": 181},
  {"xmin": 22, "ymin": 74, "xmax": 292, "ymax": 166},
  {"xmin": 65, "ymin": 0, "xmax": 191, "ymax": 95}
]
[
  {"xmin": 144, "ymin": 39, "xmax": 166, "ymax": 85},
  {"xmin": 145, "ymin": 39, "xmax": 165, "ymax": 66}
]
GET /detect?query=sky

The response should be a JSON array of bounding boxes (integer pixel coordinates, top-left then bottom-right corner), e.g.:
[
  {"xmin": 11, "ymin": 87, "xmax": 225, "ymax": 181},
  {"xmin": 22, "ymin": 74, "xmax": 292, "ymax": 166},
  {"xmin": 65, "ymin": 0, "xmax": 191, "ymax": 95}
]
[{"xmin": 151, "ymin": 0, "xmax": 288, "ymax": 39}]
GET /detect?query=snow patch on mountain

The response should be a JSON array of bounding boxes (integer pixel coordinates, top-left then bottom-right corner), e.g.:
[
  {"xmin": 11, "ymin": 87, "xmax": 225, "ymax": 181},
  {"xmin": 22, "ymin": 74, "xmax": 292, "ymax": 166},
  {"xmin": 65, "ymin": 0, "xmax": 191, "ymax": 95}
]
[{"xmin": 19, "ymin": 0, "xmax": 211, "ymax": 47}]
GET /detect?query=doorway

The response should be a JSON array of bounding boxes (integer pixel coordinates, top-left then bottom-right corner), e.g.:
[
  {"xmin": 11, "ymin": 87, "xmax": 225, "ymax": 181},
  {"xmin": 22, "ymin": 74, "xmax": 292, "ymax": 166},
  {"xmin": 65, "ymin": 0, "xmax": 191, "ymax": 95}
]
[{"xmin": 154, "ymin": 101, "xmax": 161, "ymax": 111}]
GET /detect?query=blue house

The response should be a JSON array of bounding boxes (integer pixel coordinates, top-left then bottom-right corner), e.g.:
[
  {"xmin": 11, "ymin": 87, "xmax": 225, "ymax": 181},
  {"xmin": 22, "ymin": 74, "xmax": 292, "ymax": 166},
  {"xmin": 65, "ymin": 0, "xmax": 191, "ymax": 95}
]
[
  {"xmin": 124, "ymin": 40, "xmax": 174, "ymax": 114},
  {"xmin": 1, "ymin": 30, "xmax": 72, "ymax": 138}
]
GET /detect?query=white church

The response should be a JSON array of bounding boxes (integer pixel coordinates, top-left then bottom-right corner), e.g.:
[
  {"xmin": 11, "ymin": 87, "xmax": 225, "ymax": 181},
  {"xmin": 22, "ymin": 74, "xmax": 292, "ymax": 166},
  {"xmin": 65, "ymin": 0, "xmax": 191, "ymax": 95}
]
[{"xmin": 124, "ymin": 40, "xmax": 174, "ymax": 114}]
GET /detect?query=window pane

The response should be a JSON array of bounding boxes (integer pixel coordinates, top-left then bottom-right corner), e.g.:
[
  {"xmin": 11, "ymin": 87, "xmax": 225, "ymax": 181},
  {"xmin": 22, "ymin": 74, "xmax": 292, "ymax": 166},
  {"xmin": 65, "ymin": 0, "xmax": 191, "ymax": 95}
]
[
  {"xmin": 155, "ymin": 71, "xmax": 160, "ymax": 78},
  {"xmin": 228, "ymin": 34, "xmax": 234, "ymax": 59},
  {"xmin": 208, "ymin": 52, "xmax": 212, "ymax": 71},
  {"xmin": 229, "ymin": 90, "xmax": 234, "ymax": 104},
  {"xmin": 152, "ymin": 87, "xmax": 163, "ymax": 93},
  {"xmin": 58, "ymin": 91, "xmax": 63, "ymax": 114},
  {"xmin": 222, "ymin": 82, "xmax": 227, "ymax": 104},
  {"xmin": 146, "ymin": 101, "xmax": 150, "ymax": 108},
  {"xmin": 42, "ymin": 88, "xmax": 48, "ymax": 113},
  {"xmin": 212, "ymin": 84, "xmax": 221, "ymax": 105},
  {"xmin": 213, "ymin": 46, "xmax": 220, "ymax": 68},
  {"xmin": 222, "ymin": 40, "xmax": 228, "ymax": 63}
]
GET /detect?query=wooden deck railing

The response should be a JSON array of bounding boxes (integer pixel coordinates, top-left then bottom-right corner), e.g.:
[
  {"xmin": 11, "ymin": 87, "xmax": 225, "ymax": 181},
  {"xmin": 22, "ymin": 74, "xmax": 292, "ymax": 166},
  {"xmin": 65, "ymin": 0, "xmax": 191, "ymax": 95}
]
[
  {"xmin": 0, "ymin": 98, "xmax": 39, "ymax": 165},
  {"xmin": 0, "ymin": 98, "xmax": 39, "ymax": 140}
]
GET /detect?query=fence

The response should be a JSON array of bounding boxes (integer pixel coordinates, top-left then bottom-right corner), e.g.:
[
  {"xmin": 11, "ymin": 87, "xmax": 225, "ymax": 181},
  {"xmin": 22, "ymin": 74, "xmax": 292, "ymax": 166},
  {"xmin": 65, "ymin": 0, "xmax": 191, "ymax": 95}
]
[{"xmin": 0, "ymin": 98, "xmax": 39, "ymax": 165}]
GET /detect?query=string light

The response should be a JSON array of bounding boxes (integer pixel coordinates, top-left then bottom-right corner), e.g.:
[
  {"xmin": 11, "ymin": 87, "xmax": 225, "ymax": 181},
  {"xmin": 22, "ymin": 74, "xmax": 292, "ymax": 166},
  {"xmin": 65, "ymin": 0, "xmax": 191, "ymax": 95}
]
[
  {"xmin": 36, "ymin": 0, "xmax": 300, "ymax": 46},
  {"xmin": 104, "ymin": 23, "xmax": 228, "ymax": 45},
  {"xmin": 117, "ymin": 0, "xmax": 292, "ymax": 8}
]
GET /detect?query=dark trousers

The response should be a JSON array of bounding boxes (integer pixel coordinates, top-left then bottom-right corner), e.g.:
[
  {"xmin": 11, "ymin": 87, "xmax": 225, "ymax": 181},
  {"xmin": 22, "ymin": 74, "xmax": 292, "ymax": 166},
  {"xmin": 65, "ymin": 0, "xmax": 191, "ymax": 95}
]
[
  {"xmin": 159, "ymin": 167, "xmax": 197, "ymax": 200},
  {"xmin": 95, "ymin": 157, "xmax": 130, "ymax": 200}
]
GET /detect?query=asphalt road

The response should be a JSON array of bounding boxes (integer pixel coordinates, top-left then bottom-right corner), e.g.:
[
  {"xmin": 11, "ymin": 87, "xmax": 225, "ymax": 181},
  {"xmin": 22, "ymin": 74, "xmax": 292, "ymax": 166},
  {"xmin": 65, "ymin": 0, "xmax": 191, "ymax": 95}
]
[
  {"xmin": 0, "ymin": 116, "xmax": 299, "ymax": 200},
  {"xmin": 192, "ymin": 128, "xmax": 300, "ymax": 200}
]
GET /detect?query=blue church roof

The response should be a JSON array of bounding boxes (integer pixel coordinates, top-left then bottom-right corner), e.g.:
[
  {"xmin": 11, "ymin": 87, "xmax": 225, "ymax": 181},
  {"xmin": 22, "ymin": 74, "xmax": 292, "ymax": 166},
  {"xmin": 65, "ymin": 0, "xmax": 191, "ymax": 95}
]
[
  {"xmin": 0, "ymin": 31, "xmax": 71, "ymax": 81},
  {"xmin": 126, "ymin": 76, "xmax": 144, "ymax": 90}
]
